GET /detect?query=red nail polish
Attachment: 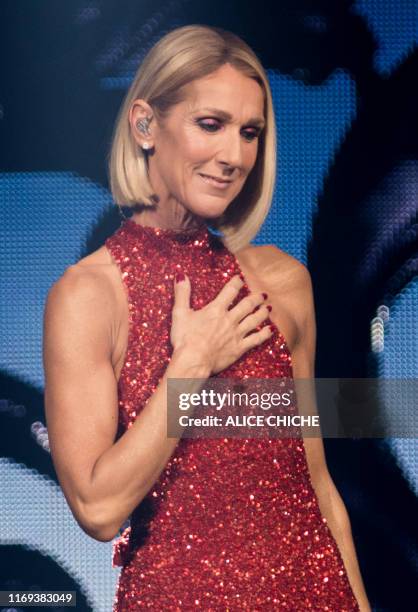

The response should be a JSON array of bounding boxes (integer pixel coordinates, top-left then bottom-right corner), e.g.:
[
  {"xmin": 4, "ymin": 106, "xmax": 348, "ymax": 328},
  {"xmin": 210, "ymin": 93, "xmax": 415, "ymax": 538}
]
[
  {"xmin": 175, "ymin": 272, "xmax": 185, "ymax": 283},
  {"xmin": 262, "ymin": 292, "xmax": 268, "ymax": 300},
  {"xmin": 269, "ymin": 324, "xmax": 276, "ymax": 333},
  {"xmin": 267, "ymin": 304, "xmax": 272, "ymax": 312}
]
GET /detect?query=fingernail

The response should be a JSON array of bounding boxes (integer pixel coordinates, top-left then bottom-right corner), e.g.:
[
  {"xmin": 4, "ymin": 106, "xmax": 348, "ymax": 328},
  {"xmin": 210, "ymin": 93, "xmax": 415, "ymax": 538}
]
[
  {"xmin": 267, "ymin": 304, "xmax": 272, "ymax": 312},
  {"xmin": 269, "ymin": 324, "xmax": 276, "ymax": 333},
  {"xmin": 262, "ymin": 292, "xmax": 268, "ymax": 300},
  {"xmin": 175, "ymin": 272, "xmax": 185, "ymax": 283}
]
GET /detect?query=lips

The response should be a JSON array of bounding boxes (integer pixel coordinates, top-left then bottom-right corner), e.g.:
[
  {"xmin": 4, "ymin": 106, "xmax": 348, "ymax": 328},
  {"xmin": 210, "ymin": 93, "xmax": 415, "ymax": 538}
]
[{"xmin": 198, "ymin": 173, "xmax": 232, "ymax": 184}]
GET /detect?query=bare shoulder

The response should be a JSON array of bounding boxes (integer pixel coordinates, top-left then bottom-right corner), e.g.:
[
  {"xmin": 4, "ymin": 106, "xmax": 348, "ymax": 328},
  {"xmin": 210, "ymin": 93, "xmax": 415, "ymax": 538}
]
[
  {"xmin": 238, "ymin": 243, "xmax": 311, "ymax": 295},
  {"xmin": 49, "ymin": 246, "xmax": 113, "ymax": 299},
  {"xmin": 235, "ymin": 244, "xmax": 312, "ymax": 353},
  {"xmin": 44, "ymin": 246, "xmax": 119, "ymax": 339},
  {"xmin": 44, "ymin": 244, "xmax": 128, "ymax": 381}
]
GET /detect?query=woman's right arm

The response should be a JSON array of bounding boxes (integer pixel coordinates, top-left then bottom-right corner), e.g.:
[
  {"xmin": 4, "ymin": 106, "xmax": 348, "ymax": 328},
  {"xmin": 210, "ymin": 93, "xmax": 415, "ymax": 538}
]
[{"xmin": 43, "ymin": 266, "xmax": 271, "ymax": 542}]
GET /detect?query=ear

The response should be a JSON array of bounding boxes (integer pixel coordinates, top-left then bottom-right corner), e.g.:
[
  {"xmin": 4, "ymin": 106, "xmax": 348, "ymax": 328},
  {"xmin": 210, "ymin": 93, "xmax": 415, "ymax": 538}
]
[{"xmin": 129, "ymin": 99, "xmax": 155, "ymax": 149}]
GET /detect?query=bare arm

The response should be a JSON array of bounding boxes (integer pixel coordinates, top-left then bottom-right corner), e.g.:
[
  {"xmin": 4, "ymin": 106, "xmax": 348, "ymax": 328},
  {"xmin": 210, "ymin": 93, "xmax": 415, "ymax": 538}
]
[
  {"xmin": 284, "ymin": 260, "xmax": 371, "ymax": 612},
  {"xmin": 43, "ymin": 266, "xmax": 210, "ymax": 542},
  {"xmin": 43, "ymin": 267, "xmax": 271, "ymax": 542}
]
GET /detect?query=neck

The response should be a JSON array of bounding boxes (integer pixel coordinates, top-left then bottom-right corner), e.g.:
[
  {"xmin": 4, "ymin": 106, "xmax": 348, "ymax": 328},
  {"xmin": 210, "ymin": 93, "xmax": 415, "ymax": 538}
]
[{"xmin": 131, "ymin": 206, "xmax": 207, "ymax": 233}]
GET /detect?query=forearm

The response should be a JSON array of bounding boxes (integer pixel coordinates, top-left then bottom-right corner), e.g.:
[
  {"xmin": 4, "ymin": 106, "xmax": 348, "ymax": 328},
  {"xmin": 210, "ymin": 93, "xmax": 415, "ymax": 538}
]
[
  {"xmin": 83, "ymin": 348, "xmax": 210, "ymax": 541},
  {"xmin": 313, "ymin": 474, "xmax": 371, "ymax": 611}
]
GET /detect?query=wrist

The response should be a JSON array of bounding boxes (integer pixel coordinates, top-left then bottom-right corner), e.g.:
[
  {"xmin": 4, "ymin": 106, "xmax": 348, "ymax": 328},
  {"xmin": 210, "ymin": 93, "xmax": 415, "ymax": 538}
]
[{"xmin": 170, "ymin": 346, "xmax": 212, "ymax": 379}]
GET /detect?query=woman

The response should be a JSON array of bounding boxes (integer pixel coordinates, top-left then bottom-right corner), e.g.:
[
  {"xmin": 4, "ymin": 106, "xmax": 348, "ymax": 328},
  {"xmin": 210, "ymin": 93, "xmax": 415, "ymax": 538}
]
[{"xmin": 43, "ymin": 25, "xmax": 371, "ymax": 611}]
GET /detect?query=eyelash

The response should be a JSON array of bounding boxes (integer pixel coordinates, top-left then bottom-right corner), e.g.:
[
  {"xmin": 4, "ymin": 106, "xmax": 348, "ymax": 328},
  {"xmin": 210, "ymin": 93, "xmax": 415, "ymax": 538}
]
[{"xmin": 196, "ymin": 118, "xmax": 261, "ymax": 142}]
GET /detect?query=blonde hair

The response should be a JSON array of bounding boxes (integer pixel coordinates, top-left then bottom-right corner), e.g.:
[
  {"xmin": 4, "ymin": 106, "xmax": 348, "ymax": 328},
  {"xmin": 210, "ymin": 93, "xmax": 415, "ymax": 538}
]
[{"xmin": 108, "ymin": 24, "xmax": 277, "ymax": 252}]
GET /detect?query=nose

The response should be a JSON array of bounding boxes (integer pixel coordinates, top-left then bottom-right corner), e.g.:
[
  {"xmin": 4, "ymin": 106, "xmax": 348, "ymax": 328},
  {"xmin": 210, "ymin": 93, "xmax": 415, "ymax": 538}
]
[{"xmin": 216, "ymin": 130, "xmax": 243, "ymax": 173}]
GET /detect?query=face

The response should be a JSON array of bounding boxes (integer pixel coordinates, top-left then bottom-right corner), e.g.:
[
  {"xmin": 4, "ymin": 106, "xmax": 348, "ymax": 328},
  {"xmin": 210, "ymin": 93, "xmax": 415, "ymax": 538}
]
[{"xmin": 130, "ymin": 63, "xmax": 266, "ymax": 225}]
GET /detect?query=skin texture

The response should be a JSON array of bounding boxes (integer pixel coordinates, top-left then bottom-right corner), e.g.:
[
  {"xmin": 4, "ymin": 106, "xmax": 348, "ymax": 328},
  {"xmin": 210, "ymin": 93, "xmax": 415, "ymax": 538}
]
[
  {"xmin": 43, "ymin": 63, "xmax": 370, "ymax": 610},
  {"xmin": 129, "ymin": 63, "xmax": 265, "ymax": 229}
]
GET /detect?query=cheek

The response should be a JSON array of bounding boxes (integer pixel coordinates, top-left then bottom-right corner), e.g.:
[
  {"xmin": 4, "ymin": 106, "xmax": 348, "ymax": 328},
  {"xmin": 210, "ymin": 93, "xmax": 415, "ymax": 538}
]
[
  {"xmin": 183, "ymin": 134, "xmax": 214, "ymax": 163},
  {"xmin": 246, "ymin": 143, "xmax": 259, "ymax": 167},
  {"xmin": 180, "ymin": 125, "xmax": 218, "ymax": 161}
]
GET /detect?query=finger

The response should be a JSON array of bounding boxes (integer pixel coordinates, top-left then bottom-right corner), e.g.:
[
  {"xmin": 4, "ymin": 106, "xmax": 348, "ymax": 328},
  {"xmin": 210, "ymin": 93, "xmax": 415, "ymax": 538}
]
[
  {"xmin": 241, "ymin": 324, "xmax": 273, "ymax": 352},
  {"xmin": 213, "ymin": 274, "xmax": 244, "ymax": 309},
  {"xmin": 238, "ymin": 304, "xmax": 271, "ymax": 335},
  {"xmin": 173, "ymin": 273, "xmax": 191, "ymax": 310},
  {"xmin": 229, "ymin": 292, "xmax": 268, "ymax": 325}
]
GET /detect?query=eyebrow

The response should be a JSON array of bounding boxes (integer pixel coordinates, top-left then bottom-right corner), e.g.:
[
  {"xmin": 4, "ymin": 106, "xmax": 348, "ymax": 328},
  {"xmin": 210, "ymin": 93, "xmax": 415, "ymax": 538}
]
[{"xmin": 196, "ymin": 107, "xmax": 266, "ymax": 128}]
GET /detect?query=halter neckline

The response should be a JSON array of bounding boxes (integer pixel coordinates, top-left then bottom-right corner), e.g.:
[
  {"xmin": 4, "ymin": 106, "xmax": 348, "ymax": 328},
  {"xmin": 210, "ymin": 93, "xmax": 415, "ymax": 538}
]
[{"xmin": 122, "ymin": 217, "xmax": 216, "ymax": 247}]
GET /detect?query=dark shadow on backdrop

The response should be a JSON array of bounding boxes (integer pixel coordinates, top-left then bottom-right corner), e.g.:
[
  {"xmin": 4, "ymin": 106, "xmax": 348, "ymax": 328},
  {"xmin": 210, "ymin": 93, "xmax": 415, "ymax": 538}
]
[{"xmin": 0, "ymin": 545, "xmax": 91, "ymax": 611}]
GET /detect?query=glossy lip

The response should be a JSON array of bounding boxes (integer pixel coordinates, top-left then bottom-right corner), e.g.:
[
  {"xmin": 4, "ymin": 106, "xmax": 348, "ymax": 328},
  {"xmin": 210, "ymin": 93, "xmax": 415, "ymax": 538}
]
[{"xmin": 198, "ymin": 173, "xmax": 232, "ymax": 187}]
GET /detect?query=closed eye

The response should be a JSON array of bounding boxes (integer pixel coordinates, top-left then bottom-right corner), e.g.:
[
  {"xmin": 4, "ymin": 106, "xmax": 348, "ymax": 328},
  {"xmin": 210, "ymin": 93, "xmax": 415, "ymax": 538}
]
[{"xmin": 196, "ymin": 118, "xmax": 261, "ymax": 142}]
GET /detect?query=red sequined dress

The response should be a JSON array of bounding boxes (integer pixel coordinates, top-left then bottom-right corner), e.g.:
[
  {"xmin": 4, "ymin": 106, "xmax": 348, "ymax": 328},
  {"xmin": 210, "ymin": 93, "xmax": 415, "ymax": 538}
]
[{"xmin": 105, "ymin": 217, "xmax": 359, "ymax": 611}]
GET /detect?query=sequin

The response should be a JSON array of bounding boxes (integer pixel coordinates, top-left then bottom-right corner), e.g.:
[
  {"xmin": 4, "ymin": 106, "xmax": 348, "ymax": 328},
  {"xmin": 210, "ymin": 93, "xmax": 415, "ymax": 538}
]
[{"xmin": 105, "ymin": 218, "xmax": 359, "ymax": 611}]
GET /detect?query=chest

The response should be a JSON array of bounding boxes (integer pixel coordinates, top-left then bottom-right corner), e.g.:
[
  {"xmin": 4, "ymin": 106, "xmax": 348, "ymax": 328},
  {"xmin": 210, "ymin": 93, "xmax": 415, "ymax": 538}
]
[{"xmin": 110, "ymin": 246, "xmax": 299, "ymax": 384}]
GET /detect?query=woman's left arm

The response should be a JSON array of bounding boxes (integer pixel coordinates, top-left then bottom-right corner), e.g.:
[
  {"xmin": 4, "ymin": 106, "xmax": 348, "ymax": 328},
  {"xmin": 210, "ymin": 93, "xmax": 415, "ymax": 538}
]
[{"xmin": 281, "ymin": 261, "xmax": 371, "ymax": 612}]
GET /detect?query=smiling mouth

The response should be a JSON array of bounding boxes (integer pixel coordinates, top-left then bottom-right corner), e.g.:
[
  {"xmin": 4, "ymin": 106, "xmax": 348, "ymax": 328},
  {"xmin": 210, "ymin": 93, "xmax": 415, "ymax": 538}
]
[{"xmin": 198, "ymin": 173, "xmax": 232, "ymax": 185}]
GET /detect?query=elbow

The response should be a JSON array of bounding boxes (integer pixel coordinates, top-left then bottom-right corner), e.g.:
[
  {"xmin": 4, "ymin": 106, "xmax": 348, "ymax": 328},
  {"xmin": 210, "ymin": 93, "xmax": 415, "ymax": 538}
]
[
  {"xmin": 83, "ymin": 520, "xmax": 118, "ymax": 543},
  {"xmin": 76, "ymin": 499, "xmax": 120, "ymax": 542}
]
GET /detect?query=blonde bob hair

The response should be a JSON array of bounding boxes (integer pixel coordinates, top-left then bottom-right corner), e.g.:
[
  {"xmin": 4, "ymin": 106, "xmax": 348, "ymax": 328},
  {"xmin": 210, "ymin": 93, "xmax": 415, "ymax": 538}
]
[{"xmin": 108, "ymin": 24, "xmax": 277, "ymax": 252}]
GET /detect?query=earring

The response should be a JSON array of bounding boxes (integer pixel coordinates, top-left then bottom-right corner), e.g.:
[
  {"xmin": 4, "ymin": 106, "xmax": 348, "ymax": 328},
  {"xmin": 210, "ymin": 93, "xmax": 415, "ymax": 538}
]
[
  {"xmin": 117, "ymin": 203, "xmax": 128, "ymax": 220},
  {"xmin": 136, "ymin": 117, "xmax": 151, "ymax": 135},
  {"xmin": 142, "ymin": 142, "xmax": 150, "ymax": 150}
]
